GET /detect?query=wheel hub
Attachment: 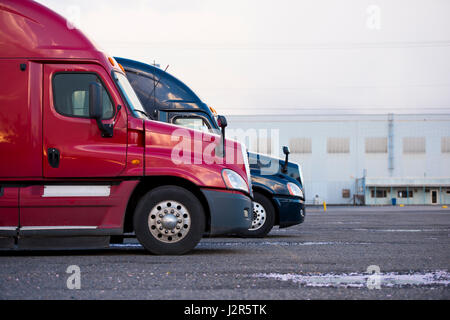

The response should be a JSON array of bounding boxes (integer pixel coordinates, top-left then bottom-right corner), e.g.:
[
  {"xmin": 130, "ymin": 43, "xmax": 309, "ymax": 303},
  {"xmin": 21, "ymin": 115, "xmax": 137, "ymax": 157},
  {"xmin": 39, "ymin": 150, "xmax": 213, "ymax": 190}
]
[
  {"xmin": 249, "ymin": 201, "xmax": 266, "ymax": 231},
  {"xmin": 148, "ymin": 201, "xmax": 191, "ymax": 243},
  {"xmin": 161, "ymin": 214, "xmax": 177, "ymax": 230}
]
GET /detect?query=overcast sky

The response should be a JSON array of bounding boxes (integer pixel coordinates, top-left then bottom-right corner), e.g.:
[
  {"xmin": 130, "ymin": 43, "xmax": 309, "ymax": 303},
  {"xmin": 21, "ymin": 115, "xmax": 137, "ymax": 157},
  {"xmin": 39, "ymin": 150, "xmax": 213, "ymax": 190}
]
[{"xmin": 37, "ymin": 0, "xmax": 450, "ymax": 115}]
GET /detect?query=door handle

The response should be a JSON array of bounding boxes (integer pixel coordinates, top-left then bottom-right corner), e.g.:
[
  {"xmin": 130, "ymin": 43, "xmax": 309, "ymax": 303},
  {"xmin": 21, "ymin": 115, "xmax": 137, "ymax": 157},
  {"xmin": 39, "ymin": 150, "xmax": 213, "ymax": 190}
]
[{"xmin": 47, "ymin": 148, "xmax": 60, "ymax": 168}]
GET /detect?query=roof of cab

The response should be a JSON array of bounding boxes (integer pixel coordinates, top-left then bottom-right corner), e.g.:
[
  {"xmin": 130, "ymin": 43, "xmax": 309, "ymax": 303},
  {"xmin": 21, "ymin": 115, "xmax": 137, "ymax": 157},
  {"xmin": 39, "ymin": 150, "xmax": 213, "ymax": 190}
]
[{"xmin": 0, "ymin": 0, "xmax": 104, "ymax": 61}]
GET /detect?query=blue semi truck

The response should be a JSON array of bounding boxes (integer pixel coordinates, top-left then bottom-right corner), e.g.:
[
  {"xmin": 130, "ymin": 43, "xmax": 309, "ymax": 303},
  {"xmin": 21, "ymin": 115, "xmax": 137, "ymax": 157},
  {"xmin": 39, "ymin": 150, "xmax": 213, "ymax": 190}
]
[{"xmin": 116, "ymin": 57, "xmax": 306, "ymax": 237}]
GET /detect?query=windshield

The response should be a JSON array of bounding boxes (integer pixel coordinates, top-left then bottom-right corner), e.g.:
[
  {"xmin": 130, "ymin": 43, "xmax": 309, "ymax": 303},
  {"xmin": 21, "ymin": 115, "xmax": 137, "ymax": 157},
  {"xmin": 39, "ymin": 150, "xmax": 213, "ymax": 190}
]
[{"xmin": 113, "ymin": 71, "xmax": 148, "ymax": 119}]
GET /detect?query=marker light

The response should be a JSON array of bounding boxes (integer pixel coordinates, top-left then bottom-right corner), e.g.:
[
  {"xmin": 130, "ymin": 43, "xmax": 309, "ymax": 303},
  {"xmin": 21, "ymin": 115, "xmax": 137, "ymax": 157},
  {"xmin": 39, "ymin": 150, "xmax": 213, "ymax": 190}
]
[
  {"xmin": 108, "ymin": 57, "xmax": 116, "ymax": 66},
  {"xmin": 209, "ymin": 106, "xmax": 218, "ymax": 116}
]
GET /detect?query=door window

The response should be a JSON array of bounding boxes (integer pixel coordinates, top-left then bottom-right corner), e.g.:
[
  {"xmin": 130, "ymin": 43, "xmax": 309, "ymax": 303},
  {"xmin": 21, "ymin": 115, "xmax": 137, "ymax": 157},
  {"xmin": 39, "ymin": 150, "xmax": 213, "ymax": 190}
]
[{"xmin": 53, "ymin": 73, "xmax": 114, "ymax": 119}]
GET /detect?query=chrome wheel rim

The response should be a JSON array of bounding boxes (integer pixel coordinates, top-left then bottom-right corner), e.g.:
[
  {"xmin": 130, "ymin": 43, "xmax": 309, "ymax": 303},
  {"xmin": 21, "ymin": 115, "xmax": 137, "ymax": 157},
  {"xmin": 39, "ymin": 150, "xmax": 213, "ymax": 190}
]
[
  {"xmin": 148, "ymin": 200, "xmax": 191, "ymax": 243},
  {"xmin": 250, "ymin": 201, "xmax": 266, "ymax": 231}
]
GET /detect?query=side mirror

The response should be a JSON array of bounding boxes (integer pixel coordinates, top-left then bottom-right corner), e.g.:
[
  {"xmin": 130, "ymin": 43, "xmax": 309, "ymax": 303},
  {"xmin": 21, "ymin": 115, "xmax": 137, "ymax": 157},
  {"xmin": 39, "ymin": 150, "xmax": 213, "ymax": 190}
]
[
  {"xmin": 282, "ymin": 145, "xmax": 290, "ymax": 173},
  {"xmin": 89, "ymin": 82, "xmax": 113, "ymax": 138},
  {"xmin": 217, "ymin": 115, "xmax": 227, "ymax": 129},
  {"xmin": 89, "ymin": 82, "xmax": 103, "ymax": 119},
  {"xmin": 217, "ymin": 115, "xmax": 227, "ymax": 157}
]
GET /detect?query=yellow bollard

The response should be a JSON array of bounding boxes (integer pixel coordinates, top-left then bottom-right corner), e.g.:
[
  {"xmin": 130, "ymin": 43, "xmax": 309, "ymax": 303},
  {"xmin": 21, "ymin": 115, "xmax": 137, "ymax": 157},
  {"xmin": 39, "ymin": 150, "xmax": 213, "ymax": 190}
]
[{"xmin": 323, "ymin": 201, "xmax": 327, "ymax": 212}]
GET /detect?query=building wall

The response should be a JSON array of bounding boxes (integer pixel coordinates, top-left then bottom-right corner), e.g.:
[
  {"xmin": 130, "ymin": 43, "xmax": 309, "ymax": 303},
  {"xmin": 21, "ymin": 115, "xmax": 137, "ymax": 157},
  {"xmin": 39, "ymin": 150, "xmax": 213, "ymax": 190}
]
[
  {"xmin": 365, "ymin": 187, "xmax": 450, "ymax": 205},
  {"xmin": 227, "ymin": 113, "xmax": 450, "ymax": 204}
]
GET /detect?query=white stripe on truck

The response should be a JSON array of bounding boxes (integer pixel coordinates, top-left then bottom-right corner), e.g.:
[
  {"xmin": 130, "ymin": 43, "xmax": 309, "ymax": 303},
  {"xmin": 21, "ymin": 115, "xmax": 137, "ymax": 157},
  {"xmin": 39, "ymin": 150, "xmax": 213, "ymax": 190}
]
[
  {"xmin": 20, "ymin": 226, "xmax": 97, "ymax": 231},
  {"xmin": 42, "ymin": 185, "xmax": 111, "ymax": 197}
]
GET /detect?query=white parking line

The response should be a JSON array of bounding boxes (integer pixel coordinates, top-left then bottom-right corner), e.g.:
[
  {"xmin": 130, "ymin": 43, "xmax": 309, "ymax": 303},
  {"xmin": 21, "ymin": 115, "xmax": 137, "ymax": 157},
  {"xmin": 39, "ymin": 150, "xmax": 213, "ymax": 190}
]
[
  {"xmin": 352, "ymin": 228, "xmax": 449, "ymax": 232},
  {"xmin": 109, "ymin": 241, "xmax": 370, "ymax": 249},
  {"xmin": 110, "ymin": 243, "xmax": 143, "ymax": 248},
  {"xmin": 253, "ymin": 271, "xmax": 450, "ymax": 288}
]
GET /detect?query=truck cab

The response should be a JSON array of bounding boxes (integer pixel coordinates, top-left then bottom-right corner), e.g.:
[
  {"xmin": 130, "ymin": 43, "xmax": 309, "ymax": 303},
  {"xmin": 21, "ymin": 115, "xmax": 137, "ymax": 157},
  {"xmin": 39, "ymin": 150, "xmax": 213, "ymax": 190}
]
[
  {"xmin": 115, "ymin": 57, "xmax": 306, "ymax": 237},
  {"xmin": 0, "ymin": 0, "xmax": 252, "ymax": 254}
]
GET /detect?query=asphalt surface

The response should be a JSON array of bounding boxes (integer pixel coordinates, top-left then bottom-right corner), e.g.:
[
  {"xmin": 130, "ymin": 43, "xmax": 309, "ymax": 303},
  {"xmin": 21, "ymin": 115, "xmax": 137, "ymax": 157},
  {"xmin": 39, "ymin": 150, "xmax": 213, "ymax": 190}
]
[{"xmin": 0, "ymin": 206, "xmax": 449, "ymax": 300}]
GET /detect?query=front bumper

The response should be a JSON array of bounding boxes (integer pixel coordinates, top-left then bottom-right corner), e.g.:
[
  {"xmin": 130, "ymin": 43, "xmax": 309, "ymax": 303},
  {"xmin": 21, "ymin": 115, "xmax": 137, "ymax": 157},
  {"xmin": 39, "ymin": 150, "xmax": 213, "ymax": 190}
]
[
  {"xmin": 273, "ymin": 195, "xmax": 306, "ymax": 228},
  {"xmin": 201, "ymin": 189, "xmax": 252, "ymax": 235}
]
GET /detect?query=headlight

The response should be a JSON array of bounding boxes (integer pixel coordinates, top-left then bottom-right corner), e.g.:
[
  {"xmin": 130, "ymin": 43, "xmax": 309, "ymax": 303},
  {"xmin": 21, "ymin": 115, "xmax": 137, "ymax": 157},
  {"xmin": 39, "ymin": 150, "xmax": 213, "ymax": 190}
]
[
  {"xmin": 222, "ymin": 169, "xmax": 249, "ymax": 193},
  {"xmin": 287, "ymin": 182, "xmax": 303, "ymax": 198}
]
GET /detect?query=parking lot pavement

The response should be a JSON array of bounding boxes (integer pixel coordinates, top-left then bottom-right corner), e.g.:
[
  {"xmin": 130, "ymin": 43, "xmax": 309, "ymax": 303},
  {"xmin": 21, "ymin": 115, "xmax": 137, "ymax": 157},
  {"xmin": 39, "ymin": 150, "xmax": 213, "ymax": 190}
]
[{"xmin": 0, "ymin": 206, "xmax": 449, "ymax": 300}]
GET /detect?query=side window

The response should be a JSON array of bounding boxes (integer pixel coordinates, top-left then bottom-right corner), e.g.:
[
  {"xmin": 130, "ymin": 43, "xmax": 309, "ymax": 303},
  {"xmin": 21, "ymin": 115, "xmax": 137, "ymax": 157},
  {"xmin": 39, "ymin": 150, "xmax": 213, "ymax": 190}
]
[
  {"xmin": 53, "ymin": 73, "xmax": 114, "ymax": 119},
  {"xmin": 173, "ymin": 116, "xmax": 211, "ymax": 133}
]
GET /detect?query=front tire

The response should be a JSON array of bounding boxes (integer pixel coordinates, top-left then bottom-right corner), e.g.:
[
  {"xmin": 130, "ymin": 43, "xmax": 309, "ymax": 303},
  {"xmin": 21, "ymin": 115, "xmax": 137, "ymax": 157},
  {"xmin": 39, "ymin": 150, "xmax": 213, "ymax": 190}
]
[
  {"xmin": 134, "ymin": 185, "xmax": 205, "ymax": 255},
  {"xmin": 240, "ymin": 192, "xmax": 275, "ymax": 238}
]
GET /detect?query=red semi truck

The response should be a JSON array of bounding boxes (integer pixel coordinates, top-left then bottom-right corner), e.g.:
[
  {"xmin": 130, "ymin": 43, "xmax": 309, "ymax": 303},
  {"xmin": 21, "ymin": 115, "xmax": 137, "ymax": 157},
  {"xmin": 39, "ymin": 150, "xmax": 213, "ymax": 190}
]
[{"xmin": 0, "ymin": 0, "xmax": 252, "ymax": 254}]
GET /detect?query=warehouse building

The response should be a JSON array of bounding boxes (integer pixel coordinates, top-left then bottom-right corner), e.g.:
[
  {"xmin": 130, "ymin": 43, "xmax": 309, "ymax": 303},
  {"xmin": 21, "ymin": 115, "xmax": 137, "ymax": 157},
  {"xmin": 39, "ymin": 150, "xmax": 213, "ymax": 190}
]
[{"xmin": 228, "ymin": 113, "xmax": 450, "ymax": 205}]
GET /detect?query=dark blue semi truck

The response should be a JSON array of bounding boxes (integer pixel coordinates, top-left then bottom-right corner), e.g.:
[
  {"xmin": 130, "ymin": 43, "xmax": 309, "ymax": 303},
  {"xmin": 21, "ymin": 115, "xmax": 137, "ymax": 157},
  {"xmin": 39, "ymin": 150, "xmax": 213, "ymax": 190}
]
[{"xmin": 115, "ymin": 57, "xmax": 305, "ymax": 237}]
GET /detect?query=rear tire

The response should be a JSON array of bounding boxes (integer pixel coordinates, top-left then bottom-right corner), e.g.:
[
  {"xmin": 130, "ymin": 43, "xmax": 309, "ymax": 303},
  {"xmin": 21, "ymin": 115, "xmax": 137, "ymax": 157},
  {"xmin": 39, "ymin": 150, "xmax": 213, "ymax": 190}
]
[
  {"xmin": 134, "ymin": 185, "xmax": 205, "ymax": 255},
  {"xmin": 239, "ymin": 192, "xmax": 275, "ymax": 238}
]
